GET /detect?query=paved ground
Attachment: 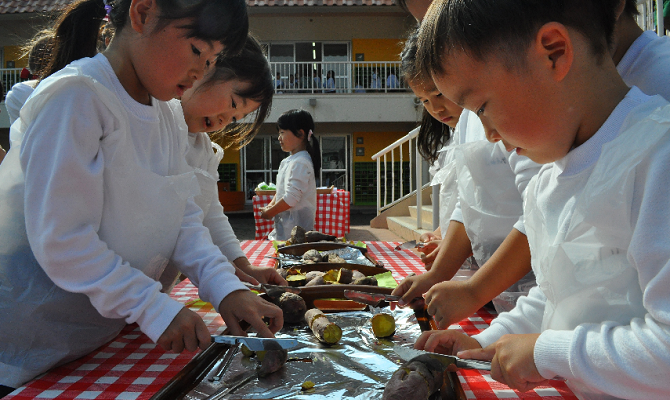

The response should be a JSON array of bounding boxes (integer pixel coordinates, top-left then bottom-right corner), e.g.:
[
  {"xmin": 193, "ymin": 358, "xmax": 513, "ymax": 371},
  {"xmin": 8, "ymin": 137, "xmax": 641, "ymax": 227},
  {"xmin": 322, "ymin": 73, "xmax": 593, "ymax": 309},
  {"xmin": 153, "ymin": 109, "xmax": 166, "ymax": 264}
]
[{"xmin": 227, "ymin": 207, "xmax": 404, "ymax": 242}]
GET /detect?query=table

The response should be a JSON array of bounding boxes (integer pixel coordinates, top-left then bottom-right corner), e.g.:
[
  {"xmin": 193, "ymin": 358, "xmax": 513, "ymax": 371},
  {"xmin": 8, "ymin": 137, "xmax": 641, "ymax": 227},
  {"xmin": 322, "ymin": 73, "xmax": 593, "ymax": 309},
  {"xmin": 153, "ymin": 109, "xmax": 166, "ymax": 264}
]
[
  {"xmin": 5, "ymin": 241, "xmax": 576, "ymax": 400},
  {"xmin": 252, "ymin": 190, "xmax": 350, "ymax": 239}
]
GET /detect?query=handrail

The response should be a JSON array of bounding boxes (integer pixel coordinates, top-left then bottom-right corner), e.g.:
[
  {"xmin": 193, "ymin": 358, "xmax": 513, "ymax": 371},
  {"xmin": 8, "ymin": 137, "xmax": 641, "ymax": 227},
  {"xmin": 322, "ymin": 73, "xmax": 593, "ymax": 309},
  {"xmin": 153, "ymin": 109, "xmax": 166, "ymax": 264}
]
[{"xmin": 371, "ymin": 127, "xmax": 419, "ymax": 160}]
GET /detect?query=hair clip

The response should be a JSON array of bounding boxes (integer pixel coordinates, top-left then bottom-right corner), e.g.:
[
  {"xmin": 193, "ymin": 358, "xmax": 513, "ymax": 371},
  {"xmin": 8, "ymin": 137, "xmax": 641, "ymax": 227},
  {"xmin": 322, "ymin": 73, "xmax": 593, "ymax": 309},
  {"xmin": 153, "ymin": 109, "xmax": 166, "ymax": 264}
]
[
  {"xmin": 102, "ymin": 0, "xmax": 112, "ymax": 21},
  {"xmin": 308, "ymin": 130, "xmax": 313, "ymax": 142}
]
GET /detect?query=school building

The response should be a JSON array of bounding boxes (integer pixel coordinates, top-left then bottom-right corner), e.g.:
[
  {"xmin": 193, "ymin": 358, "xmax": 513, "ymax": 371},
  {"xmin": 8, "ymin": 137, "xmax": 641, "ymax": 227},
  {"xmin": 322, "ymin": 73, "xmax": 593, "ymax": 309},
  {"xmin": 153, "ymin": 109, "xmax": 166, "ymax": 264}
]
[{"xmin": 0, "ymin": 0, "xmax": 420, "ymax": 208}]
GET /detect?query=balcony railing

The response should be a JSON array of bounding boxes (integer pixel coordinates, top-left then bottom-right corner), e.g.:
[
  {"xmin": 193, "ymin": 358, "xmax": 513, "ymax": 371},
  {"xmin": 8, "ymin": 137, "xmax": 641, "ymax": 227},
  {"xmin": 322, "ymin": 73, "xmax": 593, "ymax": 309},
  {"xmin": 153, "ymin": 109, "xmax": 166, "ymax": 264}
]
[
  {"xmin": 269, "ymin": 61, "xmax": 410, "ymax": 94},
  {"xmin": 1, "ymin": 68, "xmax": 23, "ymax": 97}
]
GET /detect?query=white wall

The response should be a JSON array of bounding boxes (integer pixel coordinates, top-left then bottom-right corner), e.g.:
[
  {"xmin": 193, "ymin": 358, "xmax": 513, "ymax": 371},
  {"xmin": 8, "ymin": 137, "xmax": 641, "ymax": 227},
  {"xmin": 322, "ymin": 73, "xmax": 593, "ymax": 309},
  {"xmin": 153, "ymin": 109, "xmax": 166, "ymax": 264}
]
[
  {"xmin": 249, "ymin": 12, "xmax": 413, "ymax": 41},
  {"xmin": 266, "ymin": 93, "xmax": 421, "ymax": 123}
]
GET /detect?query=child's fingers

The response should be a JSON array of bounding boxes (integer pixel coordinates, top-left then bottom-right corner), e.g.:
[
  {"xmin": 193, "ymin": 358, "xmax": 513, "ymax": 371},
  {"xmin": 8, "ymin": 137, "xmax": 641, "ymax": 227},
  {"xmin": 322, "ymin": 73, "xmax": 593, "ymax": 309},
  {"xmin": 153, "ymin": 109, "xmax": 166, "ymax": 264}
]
[
  {"xmin": 196, "ymin": 320, "xmax": 211, "ymax": 351},
  {"xmin": 457, "ymin": 344, "xmax": 495, "ymax": 361}
]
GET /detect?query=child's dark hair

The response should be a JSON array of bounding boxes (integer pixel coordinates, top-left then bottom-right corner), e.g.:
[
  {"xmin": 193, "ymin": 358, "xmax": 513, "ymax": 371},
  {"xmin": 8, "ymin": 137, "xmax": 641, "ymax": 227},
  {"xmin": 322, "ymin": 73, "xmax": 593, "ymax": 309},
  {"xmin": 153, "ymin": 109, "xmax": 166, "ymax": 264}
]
[
  {"xmin": 277, "ymin": 109, "xmax": 321, "ymax": 176},
  {"xmin": 207, "ymin": 36, "xmax": 274, "ymax": 150},
  {"xmin": 401, "ymin": 26, "xmax": 451, "ymax": 164},
  {"xmin": 624, "ymin": 0, "xmax": 639, "ymax": 16},
  {"xmin": 43, "ymin": 0, "xmax": 248, "ymax": 78},
  {"xmin": 21, "ymin": 30, "xmax": 54, "ymax": 79},
  {"xmin": 416, "ymin": 0, "xmax": 619, "ymax": 78}
]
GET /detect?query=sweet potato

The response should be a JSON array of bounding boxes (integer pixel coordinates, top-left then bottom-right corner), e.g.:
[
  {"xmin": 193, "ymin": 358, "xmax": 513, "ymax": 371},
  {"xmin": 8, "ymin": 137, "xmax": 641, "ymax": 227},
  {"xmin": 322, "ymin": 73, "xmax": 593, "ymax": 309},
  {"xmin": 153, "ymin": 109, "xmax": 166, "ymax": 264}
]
[
  {"xmin": 305, "ymin": 271, "xmax": 325, "ymax": 284},
  {"xmin": 291, "ymin": 226, "xmax": 307, "ymax": 244},
  {"xmin": 302, "ymin": 249, "xmax": 322, "ymax": 263},
  {"xmin": 337, "ymin": 268, "xmax": 366, "ymax": 284},
  {"xmin": 256, "ymin": 340, "xmax": 288, "ymax": 377},
  {"xmin": 286, "ymin": 274, "xmax": 306, "ymax": 287},
  {"xmin": 276, "ymin": 292, "xmax": 307, "ymax": 325},
  {"xmin": 324, "ymin": 254, "xmax": 345, "ymax": 264},
  {"xmin": 382, "ymin": 354, "xmax": 445, "ymax": 400},
  {"xmin": 305, "ymin": 275, "xmax": 328, "ymax": 286},
  {"xmin": 304, "ymin": 308, "xmax": 342, "ymax": 345},
  {"xmin": 371, "ymin": 313, "xmax": 396, "ymax": 338},
  {"xmin": 353, "ymin": 276, "xmax": 378, "ymax": 286},
  {"xmin": 304, "ymin": 230, "xmax": 337, "ymax": 242}
]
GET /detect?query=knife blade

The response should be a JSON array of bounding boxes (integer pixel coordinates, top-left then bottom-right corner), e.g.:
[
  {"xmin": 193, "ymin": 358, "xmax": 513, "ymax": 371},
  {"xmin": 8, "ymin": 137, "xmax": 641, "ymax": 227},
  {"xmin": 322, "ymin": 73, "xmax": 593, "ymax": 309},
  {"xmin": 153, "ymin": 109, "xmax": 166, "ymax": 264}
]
[
  {"xmin": 210, "ymin": 335, "xmax": 299, "ymax": 352},
  {"xmin": 394, "ymin": 240, "xmax": 416, "ymax": 250},
  {"xmin": 393, "ymin": 345, "xmax": 491, "ymax": 371}
]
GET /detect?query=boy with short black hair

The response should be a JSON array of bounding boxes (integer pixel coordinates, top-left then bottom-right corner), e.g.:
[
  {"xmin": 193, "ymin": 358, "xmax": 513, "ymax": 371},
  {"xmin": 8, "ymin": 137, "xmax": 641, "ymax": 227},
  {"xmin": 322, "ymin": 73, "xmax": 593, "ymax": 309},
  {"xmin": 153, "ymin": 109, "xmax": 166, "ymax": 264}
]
[{"xmin": 413, "ymin": 0, "xmax": 670, "ymax": 398}]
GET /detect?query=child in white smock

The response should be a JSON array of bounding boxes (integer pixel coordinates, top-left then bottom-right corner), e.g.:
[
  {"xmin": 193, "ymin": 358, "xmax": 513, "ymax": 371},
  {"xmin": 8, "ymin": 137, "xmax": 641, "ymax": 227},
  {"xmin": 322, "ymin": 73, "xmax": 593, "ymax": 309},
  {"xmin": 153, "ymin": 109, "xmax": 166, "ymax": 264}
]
[
  {"xmin": 260, "ymin": 109, "xmax": 319, "ymax": 241},
  {"xmin": 0, "ymin": 0, "xmax": 282, "ymax": 392},
  {"xmin": 414, "ymin": 1, "xmax": 670, "ymax": 398},
  {"xmin": 166, "ymin": 35, "xmax": 285, "ymax": 289},
  {"xmin": 392, "ymin": 26, "xmax": 541, "ymax": 318}
]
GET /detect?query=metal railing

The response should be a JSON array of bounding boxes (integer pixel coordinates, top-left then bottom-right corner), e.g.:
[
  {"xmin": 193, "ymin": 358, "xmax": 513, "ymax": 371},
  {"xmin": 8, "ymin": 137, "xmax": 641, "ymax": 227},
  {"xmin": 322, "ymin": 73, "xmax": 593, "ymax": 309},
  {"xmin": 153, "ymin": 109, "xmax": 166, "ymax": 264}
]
[
  {"xmin": 269, "ymin": 61, "xmax": 410, "ymax": 94},
  {"xmin": 0, "ymin": 68, "xmax": 23, "ymax": 97}
]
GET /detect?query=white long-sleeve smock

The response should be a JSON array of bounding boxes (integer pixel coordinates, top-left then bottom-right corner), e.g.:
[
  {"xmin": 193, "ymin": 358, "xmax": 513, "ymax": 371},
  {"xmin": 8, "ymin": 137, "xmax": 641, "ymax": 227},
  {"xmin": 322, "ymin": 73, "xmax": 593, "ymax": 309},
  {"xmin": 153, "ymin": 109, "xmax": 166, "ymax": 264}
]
[
  {"xmin": 617, "ymin": 30, "xmax": 670, "ymax": 101},
  {"xmin": 5, "ymin": 80, "xmax": 37, "ymax": 125},
  {"xmin": 473, "ymin": 88, "xmax": 670, "ymax": 399},
  {"xmin": 158, "ymin": 109, "xmax": 247, "ymax": 292},
  {"xmin": 268, "ymin": 150, "xmax": 317, "ymax": 241},
  {"xmin": 0, "ymin": 54, "xmax": 246, "ymax": 388}
]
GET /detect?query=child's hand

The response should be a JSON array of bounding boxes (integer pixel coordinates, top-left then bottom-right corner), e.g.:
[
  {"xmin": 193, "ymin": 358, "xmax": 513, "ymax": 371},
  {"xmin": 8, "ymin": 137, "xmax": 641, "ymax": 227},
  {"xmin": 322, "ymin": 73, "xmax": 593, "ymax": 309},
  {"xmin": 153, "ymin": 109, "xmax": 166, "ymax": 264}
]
[
  {"xmin": 234, "ymin": 266, "xmax": 260, "ymax": 285},
  {"xmin": 424, "ymin": 280, "xmax": 482, "ymax": 329},
  {"xmin": 415, "ymin": 329, "xmax": 482, "ymax": 356},
  {"xmin": 417, "ymin": 240, "xmax": 440, "ymax": 256},
  {"xmin": 459, "ymin": 334, "xmax": 546, "ymax": 392},
  {"xmin": 245, "ymin": 264, "xmax": 288, "ymax": 286},
  {"xmin": 419, "ymin": 232, "xmax": 440, "ymax": 243},
  {"xmin": 260, "ymin": 207, "xmax": 272, "ymax": 220},
  {"xmin": 157, "ymin": 307, "xmax": 211, "ymax": 353},
  {"xmin": 391, "ymin": 271, "xmax": 439, "ymax": 307},
  {"xmin": 218, "ymin": 290, "xmax": 283, "ymax": 337}
]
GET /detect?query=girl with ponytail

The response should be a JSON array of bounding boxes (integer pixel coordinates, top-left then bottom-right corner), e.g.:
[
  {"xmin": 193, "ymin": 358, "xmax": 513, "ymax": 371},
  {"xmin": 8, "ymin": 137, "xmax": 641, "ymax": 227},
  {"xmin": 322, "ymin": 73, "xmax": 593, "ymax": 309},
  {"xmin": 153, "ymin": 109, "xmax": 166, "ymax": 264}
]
[
  {"xmin": 0, "ymin": 0, "xmax": 282, "ymax": 392},
  {"xmin": 260, "ymin": 109, "xmax": 320, "ymax": 241}
]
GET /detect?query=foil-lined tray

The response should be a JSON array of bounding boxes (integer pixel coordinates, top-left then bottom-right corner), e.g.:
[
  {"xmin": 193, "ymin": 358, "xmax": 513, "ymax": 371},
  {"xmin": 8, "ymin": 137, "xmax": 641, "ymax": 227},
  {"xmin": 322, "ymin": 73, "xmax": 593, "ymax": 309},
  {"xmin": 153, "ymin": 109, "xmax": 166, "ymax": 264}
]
[{"xmin": 171, "ymin": 307, "xmax": 462, "ymax": 400}]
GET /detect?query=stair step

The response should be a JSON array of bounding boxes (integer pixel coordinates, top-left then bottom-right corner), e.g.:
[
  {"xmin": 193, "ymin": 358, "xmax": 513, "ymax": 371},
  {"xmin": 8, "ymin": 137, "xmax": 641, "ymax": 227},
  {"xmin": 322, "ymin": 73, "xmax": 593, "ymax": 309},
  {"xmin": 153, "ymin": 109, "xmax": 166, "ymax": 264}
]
[
  {"xmin": 387, "ymin": 216, "xmax": 433, "ymax": 242},
  {"xmin": 408, "ymin": 205, "xmax": 434, "ymax": 225}
]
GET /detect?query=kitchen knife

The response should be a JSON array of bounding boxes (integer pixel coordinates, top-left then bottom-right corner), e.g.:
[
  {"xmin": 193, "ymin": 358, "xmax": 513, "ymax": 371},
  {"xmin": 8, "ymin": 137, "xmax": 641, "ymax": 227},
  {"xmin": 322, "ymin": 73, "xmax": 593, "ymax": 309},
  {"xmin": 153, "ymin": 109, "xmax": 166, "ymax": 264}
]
[
  {"xmin": 393, "ymin": 345, "xmax": 491, "ymax": 371},
  {"xmin": 343, "ymin": 289, "xmax": 402, "ymax": 306},
  {"xmin": 210, "ymin": 335, "xmax": 299, "ymax": 352},
  {"xmin": 394, "ymin": 240, "xmax": 416, "ymax": 250}
]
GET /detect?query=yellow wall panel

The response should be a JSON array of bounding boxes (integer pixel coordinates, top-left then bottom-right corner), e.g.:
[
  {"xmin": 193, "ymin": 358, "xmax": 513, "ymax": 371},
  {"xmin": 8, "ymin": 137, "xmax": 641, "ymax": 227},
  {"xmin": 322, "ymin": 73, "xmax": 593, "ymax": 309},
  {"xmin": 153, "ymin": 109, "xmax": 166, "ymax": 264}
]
[
  {"xmin": 351, "ymin": 39, "xmax": 405, "ymax": 62},
  {"xmin": 3, "ymin": 45, "xmax": 27, "ymax": 68},
  {"xmin": 353, "ymin": 131, "xmax": 410, "ymax": 162}
]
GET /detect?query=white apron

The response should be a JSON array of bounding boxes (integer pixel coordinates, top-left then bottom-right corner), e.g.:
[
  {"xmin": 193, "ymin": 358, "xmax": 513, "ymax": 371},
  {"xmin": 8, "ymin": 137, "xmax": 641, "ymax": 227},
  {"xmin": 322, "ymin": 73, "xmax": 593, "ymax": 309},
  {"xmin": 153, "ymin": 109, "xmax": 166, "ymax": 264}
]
[
  {"xmin": 455, "ymin": 140, "xmax": 525, "ymax": 267},
  {"xmin": 0, "ymin": 68, "xmax": 199, "ymax": 387},
  {"xmin": 160, "ymin": 132, "xmax": 223, "ymax": 294},
  {"xmin": 432, "ymin": 145, "xmax": 459, "ymax": 234},
  {"xmin": 524, "ymin": 102, "xmax": 669, "ymax": 399}
]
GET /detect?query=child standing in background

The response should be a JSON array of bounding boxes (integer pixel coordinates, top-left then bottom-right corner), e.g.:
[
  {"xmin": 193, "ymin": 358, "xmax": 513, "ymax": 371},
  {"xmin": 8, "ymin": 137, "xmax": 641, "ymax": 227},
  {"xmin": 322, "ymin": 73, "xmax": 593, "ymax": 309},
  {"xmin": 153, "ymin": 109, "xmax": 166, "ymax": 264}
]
[
  {"xmin": 0, "ymin": 0, "xmax": 282, "ymax": 392},
  {"xmin": 260, "ymin": 109, "xmax": 320, "ymax": 241},
  {"xmin": 413, "ymin": 0, "xmax": 670, "ymax": 397}
]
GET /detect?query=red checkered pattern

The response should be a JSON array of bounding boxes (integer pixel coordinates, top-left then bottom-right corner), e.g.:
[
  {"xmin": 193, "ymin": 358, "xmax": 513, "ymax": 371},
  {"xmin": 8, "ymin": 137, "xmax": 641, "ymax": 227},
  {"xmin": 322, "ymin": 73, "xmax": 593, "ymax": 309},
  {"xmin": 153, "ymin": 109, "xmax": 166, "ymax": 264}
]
[
  {"xmin": 5, "ymin": 241, "xmax": 576, "ymax": 400},
  {"xmin": 252, "ymin": 190, "xmax": 351, "ymax": 239}
]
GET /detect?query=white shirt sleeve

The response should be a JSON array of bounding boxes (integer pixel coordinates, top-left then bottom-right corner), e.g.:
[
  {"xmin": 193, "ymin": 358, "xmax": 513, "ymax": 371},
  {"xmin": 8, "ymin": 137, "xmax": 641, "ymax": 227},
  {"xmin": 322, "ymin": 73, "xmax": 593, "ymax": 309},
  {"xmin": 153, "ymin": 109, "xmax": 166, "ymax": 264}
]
[
  {"xmin": 532, "ymin": 140, "xmax": 670, "ymax": 398},
  {"xmin": 5, "ymin": 81, "xmax": 37, "ymax": 125},
  {"xmin": 21, "ymin": 82, "xmax": 184, "ymax": 343},
  {"xmin": 472, "ymin": 285, "xmax": 547, "ymax": 348},
  {"xmin": 281, "ymin": 157, "xmax": 314, "ymax": 207}
]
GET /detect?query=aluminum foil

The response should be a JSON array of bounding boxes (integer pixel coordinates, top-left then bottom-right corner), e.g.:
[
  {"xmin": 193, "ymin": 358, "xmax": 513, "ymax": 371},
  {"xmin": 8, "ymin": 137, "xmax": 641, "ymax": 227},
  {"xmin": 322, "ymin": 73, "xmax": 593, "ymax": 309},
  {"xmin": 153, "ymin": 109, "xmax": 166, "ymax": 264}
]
[
  {"xmin": 183, "ymin": 307, "xmax": 433, "ymax": 400},
  {"xmin": 319, "ymin": 247, "xmax": 376, "ymax": 267}
]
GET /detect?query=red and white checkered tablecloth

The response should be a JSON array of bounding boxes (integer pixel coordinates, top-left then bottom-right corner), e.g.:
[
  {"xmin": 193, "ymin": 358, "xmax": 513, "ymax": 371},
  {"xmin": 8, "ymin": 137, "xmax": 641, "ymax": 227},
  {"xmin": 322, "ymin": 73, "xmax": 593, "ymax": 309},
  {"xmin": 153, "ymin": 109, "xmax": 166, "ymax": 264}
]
[
  {"xmin": 5, "ymin": 241, "xmax": 576, "ymax": 400},
  {"xmin": 252, "ymin": 190, "xmax": 350, "ymax": 239}
]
